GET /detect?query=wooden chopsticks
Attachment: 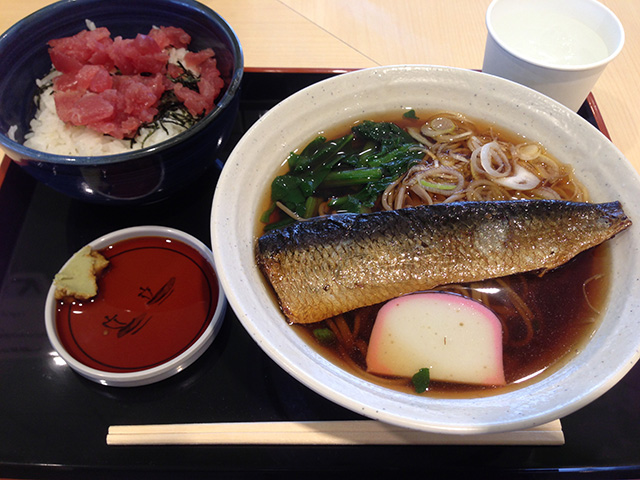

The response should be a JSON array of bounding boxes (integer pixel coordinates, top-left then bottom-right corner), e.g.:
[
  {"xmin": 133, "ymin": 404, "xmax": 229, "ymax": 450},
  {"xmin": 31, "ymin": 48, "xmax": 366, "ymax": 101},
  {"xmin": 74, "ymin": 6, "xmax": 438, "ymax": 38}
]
[{"xmin": 107, "ymin": 419, "xmax": 564, "ymax": 446}]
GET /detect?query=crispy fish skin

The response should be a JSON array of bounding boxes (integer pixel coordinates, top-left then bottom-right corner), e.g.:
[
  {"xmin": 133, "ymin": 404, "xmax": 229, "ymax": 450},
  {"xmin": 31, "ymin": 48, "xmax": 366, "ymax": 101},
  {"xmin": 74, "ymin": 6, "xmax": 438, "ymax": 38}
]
[{"xmin": 256, "ymin": 200, "xmax": 631, "ymax": 324}]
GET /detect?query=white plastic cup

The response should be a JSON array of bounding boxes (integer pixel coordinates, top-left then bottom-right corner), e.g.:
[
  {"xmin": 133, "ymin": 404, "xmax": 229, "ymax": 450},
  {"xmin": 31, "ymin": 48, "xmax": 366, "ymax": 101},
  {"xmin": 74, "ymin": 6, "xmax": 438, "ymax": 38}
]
[{"xmin": 482, "ymin": 0, "xmax": 624, "ymax": 111}]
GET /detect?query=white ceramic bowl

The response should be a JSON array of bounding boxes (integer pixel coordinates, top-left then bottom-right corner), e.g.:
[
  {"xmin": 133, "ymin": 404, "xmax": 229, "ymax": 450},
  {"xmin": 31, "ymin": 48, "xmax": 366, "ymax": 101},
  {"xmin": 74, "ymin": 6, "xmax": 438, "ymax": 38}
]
[
  {"xmin": 45, "ymin": 226, "xmax": 226, "ymax": 387},
  {"xmin": 210, "ymin": 65, "xmax": 640, "ymax": 434}
]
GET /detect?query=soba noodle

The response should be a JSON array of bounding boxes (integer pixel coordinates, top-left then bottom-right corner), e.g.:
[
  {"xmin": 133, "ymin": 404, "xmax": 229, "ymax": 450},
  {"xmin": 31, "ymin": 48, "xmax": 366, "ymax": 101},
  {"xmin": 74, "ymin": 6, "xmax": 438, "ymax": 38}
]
[{"xmin": 380, "ymin": 112, "xmax": 588, "ymax": 211}]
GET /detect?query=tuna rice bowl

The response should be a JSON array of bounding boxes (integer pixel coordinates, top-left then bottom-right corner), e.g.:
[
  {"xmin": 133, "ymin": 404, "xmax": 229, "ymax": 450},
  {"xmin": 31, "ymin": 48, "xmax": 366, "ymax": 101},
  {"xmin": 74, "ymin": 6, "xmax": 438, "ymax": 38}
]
[{"xmin": 17, "ymin": 20, "xmax": 227, "ymax": 156}]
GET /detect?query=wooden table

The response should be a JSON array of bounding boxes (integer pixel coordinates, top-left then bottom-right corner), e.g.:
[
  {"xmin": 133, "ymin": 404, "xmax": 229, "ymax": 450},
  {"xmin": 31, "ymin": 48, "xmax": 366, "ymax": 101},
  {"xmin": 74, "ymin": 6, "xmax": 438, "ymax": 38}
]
[{"xmin": 1, "ymin": 0, "xmax": 639, "ymax": 175}]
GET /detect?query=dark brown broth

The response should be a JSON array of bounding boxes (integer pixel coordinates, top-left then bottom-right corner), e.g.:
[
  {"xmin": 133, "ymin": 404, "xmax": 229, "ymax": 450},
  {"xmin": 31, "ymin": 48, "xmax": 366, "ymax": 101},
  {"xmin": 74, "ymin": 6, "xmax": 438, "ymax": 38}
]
[
  {"xmin": 258, "ymin": 111, "xmax": 610, "ymax": 398},
  {"xmin": 256, "ymin": 111, "xmax": 542, "ymax": 233},
  {"xmin": 293, "ymin": 245, "xmax": 609, "ymax": 397}
]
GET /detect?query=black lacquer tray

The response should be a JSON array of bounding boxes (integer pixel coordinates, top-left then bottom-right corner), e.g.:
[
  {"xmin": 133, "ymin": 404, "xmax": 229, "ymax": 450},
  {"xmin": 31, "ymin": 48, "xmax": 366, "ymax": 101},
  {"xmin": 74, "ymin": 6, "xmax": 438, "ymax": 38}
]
[{"xmin": 0, "ymin": 72, "xmax": 638, "ymax": 480}]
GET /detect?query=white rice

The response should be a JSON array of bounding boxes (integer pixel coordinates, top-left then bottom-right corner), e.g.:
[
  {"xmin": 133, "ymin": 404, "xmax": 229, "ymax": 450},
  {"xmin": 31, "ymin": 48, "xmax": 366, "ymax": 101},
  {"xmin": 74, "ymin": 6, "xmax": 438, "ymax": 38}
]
[
  {"xmin": 21, "ymin": 46, "xmax": 192, "ymax": 157},
  {"xmin": 7, "ymin": 125, "xmax": 17, "ymax": 141},
  {"xmin": 23, "ymin": 86, "xmax": 187, "ymax": 156}
]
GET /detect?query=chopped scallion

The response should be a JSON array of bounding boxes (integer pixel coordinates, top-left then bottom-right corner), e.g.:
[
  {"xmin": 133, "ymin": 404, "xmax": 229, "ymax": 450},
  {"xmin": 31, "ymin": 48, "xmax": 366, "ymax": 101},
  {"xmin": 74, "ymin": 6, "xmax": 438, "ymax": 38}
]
[
  {"xmin": 313, "ymin": 328, "xmax": 336, "ymax": 345},
  {"xmin": 403, "ymin": 109, "xmax": 418, "ymax": 119},
  {"xmin": 420, "ymin": 179, "xmax": 458, "ymax": 191},
  {"xmin": 412, "ymin": 367, "xmax": 431, "ymax": 393}
]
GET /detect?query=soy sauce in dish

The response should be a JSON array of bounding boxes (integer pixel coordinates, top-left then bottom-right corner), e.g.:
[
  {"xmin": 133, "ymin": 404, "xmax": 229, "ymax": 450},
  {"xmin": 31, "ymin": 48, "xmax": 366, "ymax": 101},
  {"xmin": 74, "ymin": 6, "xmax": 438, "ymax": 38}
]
[{"xmin": 55, "ymin": 236, "xmax": 219, "ymax": 373}]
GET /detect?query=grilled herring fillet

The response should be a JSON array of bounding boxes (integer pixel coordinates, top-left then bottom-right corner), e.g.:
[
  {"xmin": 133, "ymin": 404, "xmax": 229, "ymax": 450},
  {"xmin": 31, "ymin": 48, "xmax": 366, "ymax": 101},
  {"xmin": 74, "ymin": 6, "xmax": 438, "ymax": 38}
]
[{"xmin": 256, "ymin": 200, "xmax": 631, "ymax": 324}]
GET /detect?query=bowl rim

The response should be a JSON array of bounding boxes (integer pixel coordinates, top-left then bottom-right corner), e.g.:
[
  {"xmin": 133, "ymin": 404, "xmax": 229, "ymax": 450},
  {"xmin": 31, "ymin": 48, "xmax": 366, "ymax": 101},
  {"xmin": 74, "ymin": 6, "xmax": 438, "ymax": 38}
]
[
  {"xmin": 44, "ymin": 225, "xmax": 227, "ymax": 387},
  {"xmin": 211, "ymin": 64, "xmax": 640, "ymax": 434},
  {"xmin": 0, "ymin": 0, "xmax": 244, "ymax": 165}
]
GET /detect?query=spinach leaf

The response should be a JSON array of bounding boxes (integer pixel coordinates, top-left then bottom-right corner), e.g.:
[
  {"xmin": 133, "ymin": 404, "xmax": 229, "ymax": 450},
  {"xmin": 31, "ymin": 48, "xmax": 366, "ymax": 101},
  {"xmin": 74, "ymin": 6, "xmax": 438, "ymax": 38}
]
[{"xmin": 263, "ymin": 119, "xmax": 423, "ymax": 224}]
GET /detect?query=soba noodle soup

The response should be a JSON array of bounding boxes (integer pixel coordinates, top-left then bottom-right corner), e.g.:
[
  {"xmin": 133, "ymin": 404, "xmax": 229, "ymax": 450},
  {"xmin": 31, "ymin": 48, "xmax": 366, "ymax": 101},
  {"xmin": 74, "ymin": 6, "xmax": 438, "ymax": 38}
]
[{"xmin": 260, "ymin": 110, "xmax": 609, "ymax": 397}]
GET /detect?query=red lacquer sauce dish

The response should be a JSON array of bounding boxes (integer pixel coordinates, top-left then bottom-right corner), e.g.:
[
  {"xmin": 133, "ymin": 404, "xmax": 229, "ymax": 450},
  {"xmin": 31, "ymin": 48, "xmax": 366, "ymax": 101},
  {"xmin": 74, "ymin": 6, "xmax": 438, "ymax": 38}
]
[{"xmin": 45, "ymin": 226, "xmax": 226, "ymax": 387}]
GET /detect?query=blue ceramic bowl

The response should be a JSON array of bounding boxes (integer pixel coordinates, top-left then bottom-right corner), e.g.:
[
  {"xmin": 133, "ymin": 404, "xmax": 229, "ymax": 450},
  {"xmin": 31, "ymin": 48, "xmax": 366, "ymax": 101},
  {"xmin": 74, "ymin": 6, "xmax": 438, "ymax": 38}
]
[{"xmin": 0, "ymin": 0, "xmax": 243, "ymax": 205}]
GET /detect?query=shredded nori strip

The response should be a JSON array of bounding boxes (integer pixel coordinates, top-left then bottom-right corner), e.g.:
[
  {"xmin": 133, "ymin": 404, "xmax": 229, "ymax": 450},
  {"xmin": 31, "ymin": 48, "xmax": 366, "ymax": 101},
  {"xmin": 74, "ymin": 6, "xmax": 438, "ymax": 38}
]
[
  {"xmin": 132, "ymin": 63, "xmax": 203, "ymax": 147},
  {"xmin": 169, "ymin": 61, "xmax": 201, "ymax": 91}
]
